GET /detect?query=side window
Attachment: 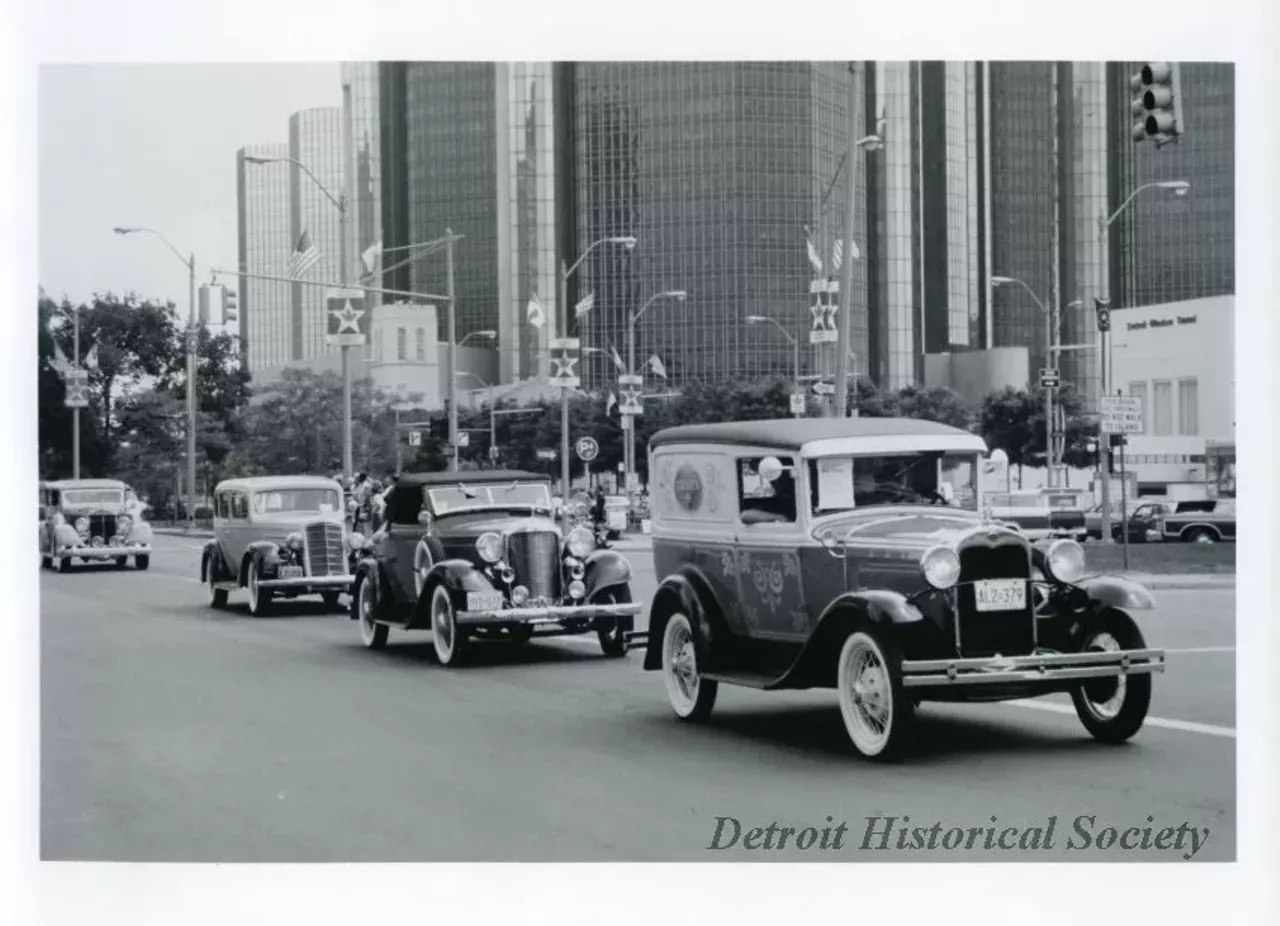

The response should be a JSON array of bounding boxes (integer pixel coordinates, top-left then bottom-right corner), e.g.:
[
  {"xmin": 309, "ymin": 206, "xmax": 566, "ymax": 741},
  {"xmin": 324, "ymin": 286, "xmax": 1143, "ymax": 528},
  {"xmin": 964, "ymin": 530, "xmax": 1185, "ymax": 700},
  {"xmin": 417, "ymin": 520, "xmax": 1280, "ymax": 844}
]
[
  {"xmin": 737, "ymin": 456, "xmax": 797, "ymax": 524},
  {"xmin": 230, "ymin": 493, "xmax": 249, "ymax": 520},
  {"xmin": 389, "ymin": 486, "xmax": 425, "ymax": 526}
]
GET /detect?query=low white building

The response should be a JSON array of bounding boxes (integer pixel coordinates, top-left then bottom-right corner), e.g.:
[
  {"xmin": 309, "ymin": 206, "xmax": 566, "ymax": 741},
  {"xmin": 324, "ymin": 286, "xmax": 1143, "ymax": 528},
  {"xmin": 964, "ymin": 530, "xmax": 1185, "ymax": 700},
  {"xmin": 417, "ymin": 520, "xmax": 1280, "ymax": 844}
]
[{"xmin": 1107, "ymin": 295, "xmax": 1234, "ymax": 498}]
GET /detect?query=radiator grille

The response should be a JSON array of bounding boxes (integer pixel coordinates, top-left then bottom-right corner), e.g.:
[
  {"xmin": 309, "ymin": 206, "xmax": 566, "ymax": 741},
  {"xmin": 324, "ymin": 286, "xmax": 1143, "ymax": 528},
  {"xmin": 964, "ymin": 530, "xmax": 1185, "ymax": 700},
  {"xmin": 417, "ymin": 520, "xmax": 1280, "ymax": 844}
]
[
  {"xmin": 955, "ymin": 538, "xmax": 1034, "ymax": 657},
  {"xmin": 305, "ymin": 522, "xmax": 346, "ymax": 577},
  {"xmin": 506, "ymin": 530, "xmax": 561, "ymax": 601}
]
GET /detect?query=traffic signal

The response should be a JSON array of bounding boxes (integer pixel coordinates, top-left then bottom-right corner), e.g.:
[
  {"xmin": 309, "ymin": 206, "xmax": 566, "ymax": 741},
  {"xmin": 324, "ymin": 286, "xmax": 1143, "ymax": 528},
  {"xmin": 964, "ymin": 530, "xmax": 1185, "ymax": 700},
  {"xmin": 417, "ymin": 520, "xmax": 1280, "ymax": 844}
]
[
  {"xmin": 1094, "ymin": 297, "xmax": 1111, "ymax": 333},
  {"xmin": 223, "ymin": 288, "xmax": 238, "ymax": 324},
  {"xmin": 1131, "ymin": 62, "xmax": 1184, "ymax": 145},
  {"xmin": 428, "ymin": 417, "xmax": 448, "ymax": 442}
]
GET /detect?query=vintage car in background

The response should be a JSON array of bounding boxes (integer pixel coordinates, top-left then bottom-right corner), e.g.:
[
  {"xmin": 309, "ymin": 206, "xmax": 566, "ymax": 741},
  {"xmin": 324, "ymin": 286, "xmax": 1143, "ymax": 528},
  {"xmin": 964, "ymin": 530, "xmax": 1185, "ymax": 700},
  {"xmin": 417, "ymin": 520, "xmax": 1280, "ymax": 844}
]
[
  {"xmin": 603, "ymin": 495, "xmax": 631, "ymax": 537},
  {"xmin": 1159, "ymin": 497, "xmax": 1236, "ymax": 543},
  {"xmin": 987, "ymin": 487, "xmax": 1090, "ymax": 541},
  {"xmin": 1110, "ymin": 500, "xmax": 1173, "ymax": 543},
  {"xmin": 348, "ymin": 470, "xmax": 642, "ymax": 665},
  {"xmin": 201, "ymin": 475, "xmax": 355, "ymax": 616},
  {"xmin": 632, "ymin": 418, "xmax": 1165, "ymax": 761},
  {"xmin": 39, "ymin": 478, "xmax": 154, "ymax": 572}
]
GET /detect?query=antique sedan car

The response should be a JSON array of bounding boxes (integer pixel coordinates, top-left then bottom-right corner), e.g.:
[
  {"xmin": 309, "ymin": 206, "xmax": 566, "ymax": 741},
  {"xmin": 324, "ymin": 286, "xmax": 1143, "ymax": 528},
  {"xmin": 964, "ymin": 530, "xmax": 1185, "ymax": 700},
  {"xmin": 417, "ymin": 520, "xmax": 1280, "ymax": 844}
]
[
  {"xmin": 200, "ymin": 475, "xmax": 355, "ymax": 616},
  {"xmin": 631, "ymin": 418, "xmax": 1165, "ymax": 761},
  {"xmin": 39, "ymin": 478, "xmax": 154, "ymax": 572},
  {"xmin": 348, "ymin": 470, "xmax": 642, "ymax": 665}
]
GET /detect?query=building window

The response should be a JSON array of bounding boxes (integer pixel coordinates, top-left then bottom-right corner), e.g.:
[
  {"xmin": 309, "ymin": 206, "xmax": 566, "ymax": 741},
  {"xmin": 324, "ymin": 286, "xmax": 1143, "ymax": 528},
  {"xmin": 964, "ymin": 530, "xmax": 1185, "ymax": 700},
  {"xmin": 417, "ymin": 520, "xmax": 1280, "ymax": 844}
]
[
  {"xmin": 416, "ymin": 327, "xmax": 425, "ymax": 361},
  {"xmin": 397, "ymin": 327, "xmax": 407, "ymax": 361},
  {"xmin": 1178, "ymin": 378, "xmax": 1199, "ymax": 436},
  {"xmin": 1127, "ymin": 381, "xmax": 1149, "ymax": 435},
  {"xmin": 1152, "ymin": 380, "xmax": 1173, "ymax": 436}
]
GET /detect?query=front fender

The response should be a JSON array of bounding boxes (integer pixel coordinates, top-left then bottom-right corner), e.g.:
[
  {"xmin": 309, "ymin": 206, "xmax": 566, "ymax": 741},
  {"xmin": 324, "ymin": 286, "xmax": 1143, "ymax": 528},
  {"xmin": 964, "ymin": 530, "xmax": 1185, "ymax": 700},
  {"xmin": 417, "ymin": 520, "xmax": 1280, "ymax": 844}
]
[
  {"xmin": 1074, "ymin": 574, "xmax": 1156, "ymax": 611},
  {"xmin": 350, "ymin": 558, "xmax": 388, "ymax": 620},
  {"xmin": 776, "ymin": 590, "xmax": 926, "ymax": 690},
  {"xmin": 242, "ymin": 540, "xmax": 285, "ymax": 585},
  {"xmin": 583, "ymin": 548, "xmax": 633, "ymax": 599},
  {"xmin": 130, "ymin": 522, "xmax": 154, "ymax": 545},
  {"xmin": 643, "ymin": 569, "xmax": 721, "ymax": 672},
  {"xmin": 200, "ymin": 539, "xmax": 221, "ymax": 581},
  {"xmin": 410, "ymin": 559, "xmax": 499, "ymax": 630},
  {"xmin": 53, "ymin": 524, "xmax": 79, "ymax": 548}
]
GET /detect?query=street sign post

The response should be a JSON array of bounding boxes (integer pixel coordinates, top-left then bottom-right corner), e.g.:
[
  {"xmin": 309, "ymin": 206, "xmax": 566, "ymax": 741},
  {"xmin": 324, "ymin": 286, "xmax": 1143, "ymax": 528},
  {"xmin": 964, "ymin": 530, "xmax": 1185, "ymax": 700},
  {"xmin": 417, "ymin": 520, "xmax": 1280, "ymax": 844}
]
[
  {"xmin": 576, "ymin": 436, "xmax": 599, "ymax": 463},
  {"xmin": 1039, "ymin": 368, "xmax": 1061, "ymax": 389},
  {"xmin": 536, "ymin": 449, "xmax": 557, "ymax": 461},
  {"xmin": 408, "ymin": 430, "xmax": 422, "ymax": 447},
  {"xmin": 456, "ymin": 432, "xmax": 470, "ymax": 448},
  {"xmin": 1100, "ymin": 395, "xmax": 1144, "ymax": 434},
  {"xmin": 789, "ymin": 392, "xmax": 805, "ymax": 416},
  {"xmin": 63, "ymin": 368, "xmax": 89, "ymax": 408}
]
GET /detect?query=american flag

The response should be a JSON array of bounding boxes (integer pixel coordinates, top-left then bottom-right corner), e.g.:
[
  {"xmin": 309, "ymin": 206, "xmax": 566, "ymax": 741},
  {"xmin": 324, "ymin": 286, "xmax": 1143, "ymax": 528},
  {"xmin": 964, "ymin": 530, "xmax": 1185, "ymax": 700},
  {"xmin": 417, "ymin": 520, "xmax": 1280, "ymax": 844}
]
[
  {"xmin": 832, "ymin": 240, "xmax": 843, "ymax": 272},
  {"xmin": 608, "ymin": 344, "xmax": 626, "ymax": 372},
  {"xmin": 606, "ymin": 391, "xmax": 618, "ymax": 415},
  {"xmin": 803, "ymin": 224, "xmax": 824, "ymax": 276},
  {"xmin": 287, "ymin": 230, "xmax": 321, "ymax": 279},
  {"xmin": 527, "ymin": 296, "xmax": 545, "ymax": 329}
]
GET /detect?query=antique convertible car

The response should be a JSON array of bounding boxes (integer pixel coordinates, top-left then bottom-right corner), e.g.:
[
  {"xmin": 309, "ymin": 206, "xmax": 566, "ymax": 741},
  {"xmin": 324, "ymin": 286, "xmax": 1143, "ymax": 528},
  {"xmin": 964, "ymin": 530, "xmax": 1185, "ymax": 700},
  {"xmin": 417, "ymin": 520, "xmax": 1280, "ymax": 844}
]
[
  {"xmin": 631, "ymin": 419, "xmax": 1166, "ymax": 761},
  {"xmin": 201, "ymin": 475, "xmax": 355, "ymax": 616},
  {"xmin": 348, "ymin": 470, "xmax": 642, "ymax": 665},
  {"xmin": 39, "ymin": 478, "xmax": 154, "ymax": 572}
]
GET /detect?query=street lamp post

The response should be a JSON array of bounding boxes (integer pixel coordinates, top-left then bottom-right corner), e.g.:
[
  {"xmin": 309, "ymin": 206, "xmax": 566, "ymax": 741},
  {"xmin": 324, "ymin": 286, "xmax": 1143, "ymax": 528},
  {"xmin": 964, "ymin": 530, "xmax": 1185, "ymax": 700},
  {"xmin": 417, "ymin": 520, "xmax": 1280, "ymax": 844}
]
[
  {"xmin": 746, "ymin": 314, "xmax": 801, "ymax": 416},
  {"xmin": 626, "ymin": 290, "xmax": 686, "ymax": 500},
  {"xmin": 558, "ymin": 236, "xmax": 636, "ymax": 515},
  {"xmin": 112, "ymin": 227, "xmax": 198, "ymax": 531},
  {"xmin": 1094, "ymin": 179, "xmax": 1190, "ymax": 541},
  {"xmin": 991, "ymin": 275, "xmax": 1062, "ymax": 487}
]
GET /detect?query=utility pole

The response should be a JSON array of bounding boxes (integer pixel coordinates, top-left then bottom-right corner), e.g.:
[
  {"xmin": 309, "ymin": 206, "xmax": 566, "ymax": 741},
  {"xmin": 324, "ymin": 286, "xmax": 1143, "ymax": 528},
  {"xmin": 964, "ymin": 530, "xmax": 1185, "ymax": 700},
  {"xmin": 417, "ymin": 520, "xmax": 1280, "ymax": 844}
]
[
  {"xmin": 72, "ymin": 305, "xmax": 80, "ymax": 480},
  {"xmin": 186, "ymin": 253, "xmax": 197, "ymax": 528},
  {"xmin": 446, "ymin": 230, "xmax": 458, "ymax": 473},
  {"xmin": 558, "ymin": 259, "xmax": 571, "ymax": 507},
  {"xmin": 834, "ymin": 61, "xmax": 861, "ymax": 419},
  {"xmin": 1045, "ymin": 301, "xmax": 1057, "ymax": 488}
]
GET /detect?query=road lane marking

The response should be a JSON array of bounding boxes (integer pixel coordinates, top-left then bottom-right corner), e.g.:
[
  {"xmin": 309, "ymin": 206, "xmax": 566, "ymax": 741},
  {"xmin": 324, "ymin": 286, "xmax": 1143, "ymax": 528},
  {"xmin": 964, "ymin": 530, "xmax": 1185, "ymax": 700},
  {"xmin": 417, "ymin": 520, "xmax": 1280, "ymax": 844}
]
[{"xmin": 1003, "ymin": 699, "xmax": 1235, "ymax": 738}]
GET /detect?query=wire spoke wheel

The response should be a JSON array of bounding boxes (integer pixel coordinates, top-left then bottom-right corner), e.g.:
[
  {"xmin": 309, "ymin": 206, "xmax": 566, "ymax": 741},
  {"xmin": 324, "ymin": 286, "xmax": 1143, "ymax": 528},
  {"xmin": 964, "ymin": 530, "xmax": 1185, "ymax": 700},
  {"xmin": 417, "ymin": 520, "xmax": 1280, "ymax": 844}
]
[{"xmin": 837, "ymin": 629, "xmax": 911, "ymax": 760}]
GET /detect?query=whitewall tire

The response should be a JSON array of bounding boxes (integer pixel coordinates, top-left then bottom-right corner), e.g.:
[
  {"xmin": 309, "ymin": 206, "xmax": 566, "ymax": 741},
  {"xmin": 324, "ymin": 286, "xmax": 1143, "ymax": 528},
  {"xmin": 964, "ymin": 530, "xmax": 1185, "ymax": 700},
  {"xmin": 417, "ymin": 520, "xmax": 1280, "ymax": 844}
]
[
  {"xmin": 836, "ymin": 628, "xmax": 912, "ymax": 760},
  {"xmin": 430, "ymin": 584, "xmax": 463, "ymax": 666},
  {"xmin": 660, "ymin": 612, "xmax": 717, "ymax": 721},
  {"xmin": 246, "ymin": 560, "xmax": 271, "ymax": 617},
  {"xmin": 356, "ymin": 575, "xmax": 388, "ymax": 650}
]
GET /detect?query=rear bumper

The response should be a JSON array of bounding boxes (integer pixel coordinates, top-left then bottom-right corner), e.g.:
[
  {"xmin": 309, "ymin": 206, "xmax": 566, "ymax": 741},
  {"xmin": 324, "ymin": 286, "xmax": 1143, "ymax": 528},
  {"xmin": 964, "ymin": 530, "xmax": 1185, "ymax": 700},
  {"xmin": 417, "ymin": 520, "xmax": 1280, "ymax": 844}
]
[
  {"xmin": 457, "ymin": 603, "xmax": 641, "ymax": 626},
  {"xmin": 900, "ymin": 648, "xmax": 1166, "ymax": 688},
  {"xmin": 258, "ymin": 575, "xmax": 354, "ymax": 590},
  {"xmin": 60, "ymin": 544, "xmax": 151, "ymax": 558}
]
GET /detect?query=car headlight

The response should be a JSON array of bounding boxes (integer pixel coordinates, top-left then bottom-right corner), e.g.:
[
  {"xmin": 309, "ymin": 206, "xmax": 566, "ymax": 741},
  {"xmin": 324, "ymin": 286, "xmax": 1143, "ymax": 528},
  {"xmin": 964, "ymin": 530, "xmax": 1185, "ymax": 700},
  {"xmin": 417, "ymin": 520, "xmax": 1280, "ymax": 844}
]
[
  {"xmin": 566, "ymin": 527, "xmax": 595, "ymax": 558},
  {"xmin": 1044, "ymin": 539, "xmax": 1086, "ymax": 584},
  {"xmin": 920, "ymin": 545, "xmax": 961, "ymax": 590},
  {"xmin": 568, "ymin": 579, "xmax": 586, "ymax": 600},
  {"xmin": 286, "ymin": 532, "xmax": 304, "ymax": 551},
  {"xmin": 75, "ymin": 517, "xmax": 89, "ymax": 534},
  {"xmin": 476, "ymin": 532, "xmax": 504, "ymax": 564},
  {"xmin": 348, "ymin": 531, "xmax": 365, "ymax": 551},
  {"xmin": 116, "ymin": 515, "xmax": 132, "ymax": 537}
]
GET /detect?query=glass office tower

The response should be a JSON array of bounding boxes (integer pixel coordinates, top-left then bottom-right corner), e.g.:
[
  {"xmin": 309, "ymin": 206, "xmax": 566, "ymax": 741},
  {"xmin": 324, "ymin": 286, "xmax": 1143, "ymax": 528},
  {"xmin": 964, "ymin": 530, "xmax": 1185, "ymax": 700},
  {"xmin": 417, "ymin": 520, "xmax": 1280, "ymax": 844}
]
[
  {"xmin": 288, "ymin": 107, "xmax": 345, "ymax": 362},
  {"xmin": 342, "ymin": 62, "xmax": 382, "ymax": 307},
  {"xmin": 236, "ymin": 142, "xmax": 292, "ymax": 373}
]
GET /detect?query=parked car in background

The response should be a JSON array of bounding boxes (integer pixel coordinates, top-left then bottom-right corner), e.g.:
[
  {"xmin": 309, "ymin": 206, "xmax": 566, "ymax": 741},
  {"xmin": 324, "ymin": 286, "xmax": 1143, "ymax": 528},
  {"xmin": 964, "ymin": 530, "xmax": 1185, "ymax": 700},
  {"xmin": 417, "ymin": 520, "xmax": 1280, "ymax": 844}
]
[
  {"xmin": 987, "ymin": 487, "xmax": 1090, "ymax": 541},
  {"xmin": 603, "ymin": 495, "xmax": 630, "ymax": 537},
  {"xmin": 39, "ymin": 478, "xmax": 154, "ymax": 572},
  {"xmin": 349, "ymin": 470, "xmax": 642, "ymax": 664},
  {"xmin": 1159, "ymin": 498, "xmax": 1237, "ymax": 544},
  {"xmin": 201, "ymin": 475, "xmax": 355, "ymax": 616},
  {"xmin": 1110, "ymin": 500, "xmax": 1173, "ymax": 543},
  {"xmin": 635, "ymin": 418, "xmax": 1164, "ymax": 760}
]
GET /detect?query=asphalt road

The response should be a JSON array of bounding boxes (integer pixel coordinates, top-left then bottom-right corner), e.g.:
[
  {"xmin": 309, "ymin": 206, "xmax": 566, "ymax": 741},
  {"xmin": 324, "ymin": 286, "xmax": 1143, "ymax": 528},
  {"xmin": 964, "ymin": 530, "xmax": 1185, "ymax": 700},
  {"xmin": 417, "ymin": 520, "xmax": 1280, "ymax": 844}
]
[{"xmin": 40, "ymin": 535, "xmax": 1236, "ymax": 862}]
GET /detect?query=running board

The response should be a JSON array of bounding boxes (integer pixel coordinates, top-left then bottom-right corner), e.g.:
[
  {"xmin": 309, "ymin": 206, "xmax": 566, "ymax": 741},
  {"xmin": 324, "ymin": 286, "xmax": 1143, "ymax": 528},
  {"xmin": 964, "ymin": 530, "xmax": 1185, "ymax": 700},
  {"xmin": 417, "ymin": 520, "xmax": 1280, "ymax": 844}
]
[{"xmin": 700, "ymin": 670, "xmax": 783, "ymax": 690}]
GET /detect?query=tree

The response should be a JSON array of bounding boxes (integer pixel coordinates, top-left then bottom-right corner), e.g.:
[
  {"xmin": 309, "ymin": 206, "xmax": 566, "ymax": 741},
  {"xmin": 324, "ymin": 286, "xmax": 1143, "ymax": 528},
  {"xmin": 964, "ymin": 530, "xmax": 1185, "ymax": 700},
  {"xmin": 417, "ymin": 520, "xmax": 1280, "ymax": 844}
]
[
  {"xmin": 978, "ymin": 387, "xmax": 1038, "ymax": 488},
  {"xmin": 890, "ymin": 383, "xmax": 975, "ymax": 430},
  {"xmin": 155, "ymin": 325, "xmax": 253, "ymax": 453}
]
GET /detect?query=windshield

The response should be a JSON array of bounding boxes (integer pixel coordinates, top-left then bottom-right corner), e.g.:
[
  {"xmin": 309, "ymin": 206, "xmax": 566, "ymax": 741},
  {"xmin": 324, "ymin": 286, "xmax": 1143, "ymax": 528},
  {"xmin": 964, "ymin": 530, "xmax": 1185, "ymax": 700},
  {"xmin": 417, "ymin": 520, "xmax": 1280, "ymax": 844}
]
[
  {"xmin": 808, "ymin": 452, "xmax": 979, "ymax": 515},
  {"xmin": 61, "ymin": 489, "xmax": 124, "ymax": 507},
  {"xmin": 428, "ymin": 482, "xmax": 552, "ymax": 515},
  {"xmin": 252, "ymin": 488, "xmax": 341, "ymax": 514}
]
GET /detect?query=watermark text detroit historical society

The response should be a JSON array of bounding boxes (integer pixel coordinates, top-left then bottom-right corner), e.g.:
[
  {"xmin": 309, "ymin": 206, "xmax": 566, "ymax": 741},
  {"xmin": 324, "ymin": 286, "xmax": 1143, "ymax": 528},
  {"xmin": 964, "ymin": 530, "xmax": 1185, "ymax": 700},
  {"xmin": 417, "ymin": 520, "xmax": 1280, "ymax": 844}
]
[{"xmin": 707, "ymin": 815, "xmax": 1212, "ymax": 859}]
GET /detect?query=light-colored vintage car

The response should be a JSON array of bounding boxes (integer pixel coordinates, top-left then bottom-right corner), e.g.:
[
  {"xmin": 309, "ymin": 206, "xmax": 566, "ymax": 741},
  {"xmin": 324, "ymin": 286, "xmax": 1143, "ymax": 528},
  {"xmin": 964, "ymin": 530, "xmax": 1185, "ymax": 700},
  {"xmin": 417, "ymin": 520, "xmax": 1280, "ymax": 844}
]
[
  {"xmin": 632, "ymin": 418, "xmax": 1165, "ymax": 761},
  {"xmin": 39, "ymin": 478, "xmax": 154, "ymax": 572},
  {"xmin": 200, "ymin": 475, "xmax": 355, "ymax": 616}
]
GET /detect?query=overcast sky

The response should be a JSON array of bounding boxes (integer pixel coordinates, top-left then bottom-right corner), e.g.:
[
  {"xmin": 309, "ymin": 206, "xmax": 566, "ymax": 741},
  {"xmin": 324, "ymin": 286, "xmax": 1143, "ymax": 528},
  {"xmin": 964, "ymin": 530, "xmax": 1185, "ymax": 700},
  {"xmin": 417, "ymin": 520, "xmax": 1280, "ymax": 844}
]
[{"xmin": 38, "ymin": 63, "xmax": 341, "ymax": 307}]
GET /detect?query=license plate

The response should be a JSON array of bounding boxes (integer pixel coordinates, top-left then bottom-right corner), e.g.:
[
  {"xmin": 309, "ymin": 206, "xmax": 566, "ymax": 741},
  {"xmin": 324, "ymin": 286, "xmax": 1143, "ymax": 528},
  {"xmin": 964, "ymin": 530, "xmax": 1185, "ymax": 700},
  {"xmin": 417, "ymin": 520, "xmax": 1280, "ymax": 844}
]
[
  {"xmin": 279, "ymin": 565, "xmax": 304, "ymax": 579},
  {"xmin": 974, "ymin": 579, "xmax": 1027, "ymax": 612},
  {"xmin": 466, "ymin": 592, "xmax": 505, "ymax": 612}
]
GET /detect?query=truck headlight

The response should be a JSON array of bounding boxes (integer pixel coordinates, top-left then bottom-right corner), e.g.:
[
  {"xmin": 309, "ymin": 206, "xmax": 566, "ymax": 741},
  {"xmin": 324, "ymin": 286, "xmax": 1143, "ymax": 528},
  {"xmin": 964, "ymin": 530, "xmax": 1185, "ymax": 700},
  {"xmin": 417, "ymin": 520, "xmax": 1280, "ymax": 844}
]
[
  {"xmin": 920, "ymin": 546, "xmax": 961, "ymax": 590},
  {"xmin": 75, "ymin": 517, "xmax": 89, "ymax": 534},
  {"xmin": 286, "ymin": 532, "xmax": 304, "ymax": 551},
  {"xmin": 1044, "ymin": 539, "xmax": 1086, "ymax": 584},
  {"xmin": 476, "ymin": 532, "xmax": 503, "ymax": 564},
  {"xmin": 566, "ymin": 527, "xmax": 595, "ymax": 558},
  {"xmin": 348, "ymin": 531, "xmax": 366, "ymax": 551},
  {"xmin": 116, "ymin": 515, "xmax": 132, "ymax": 538}
]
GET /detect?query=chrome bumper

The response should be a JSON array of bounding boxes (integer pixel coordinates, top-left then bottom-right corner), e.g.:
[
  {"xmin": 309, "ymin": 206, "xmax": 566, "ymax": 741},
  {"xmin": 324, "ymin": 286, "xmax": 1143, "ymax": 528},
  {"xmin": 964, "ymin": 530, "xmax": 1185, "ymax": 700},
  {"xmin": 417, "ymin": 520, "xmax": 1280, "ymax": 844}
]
[
  {"xmin": 258, "ymin": 574, "xmax": 354, "ymax": 590},
  {"xmin": 900, "ymin": 648, "xmax": 1166, "ymax": 688},
  {"xmin": 61, "ymin": 544, "xmax": 152, "ymax": 558},
  {"xmin": 457, "ymin": 603, "xmax": 642, "ymax": 626}
]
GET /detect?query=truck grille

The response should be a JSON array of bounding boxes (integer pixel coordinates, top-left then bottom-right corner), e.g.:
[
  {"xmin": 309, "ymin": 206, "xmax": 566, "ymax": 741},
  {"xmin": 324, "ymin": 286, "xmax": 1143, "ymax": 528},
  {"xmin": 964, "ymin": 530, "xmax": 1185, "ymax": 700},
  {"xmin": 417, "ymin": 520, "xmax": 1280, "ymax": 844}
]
[
  {"xmin": 1049, "ymin": 510, "xmax": 1085, "ymax": 531},
  {"xmin": 506, "ymin": 530, "xmax": 561, "ymax": 601},
  {"xmin": 304, "ymin": 522, "xmax": 346, "ymax": 577},
  {"xmin": 955, "ymin": 535, "xmax": 1034, "ymax": 657},
  {"xmin": 87, "ymin": 514, "xmax": 117, "ymax": 539}
]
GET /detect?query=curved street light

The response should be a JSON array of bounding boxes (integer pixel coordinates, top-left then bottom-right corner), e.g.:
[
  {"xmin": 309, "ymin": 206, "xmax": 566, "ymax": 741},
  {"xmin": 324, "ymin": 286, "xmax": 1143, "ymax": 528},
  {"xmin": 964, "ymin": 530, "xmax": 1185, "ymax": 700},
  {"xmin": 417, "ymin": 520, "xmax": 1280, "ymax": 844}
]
[
  {"xmin": 747, "ymin": 314, "xmax": 802, "ymax": 418},
  {"xmin": 623, "ymin": 290, "xmax": 686, "ymax": 502},
  {"xmin": 113, "ymin": 226, "xmax": 199, "ymax": 531}
]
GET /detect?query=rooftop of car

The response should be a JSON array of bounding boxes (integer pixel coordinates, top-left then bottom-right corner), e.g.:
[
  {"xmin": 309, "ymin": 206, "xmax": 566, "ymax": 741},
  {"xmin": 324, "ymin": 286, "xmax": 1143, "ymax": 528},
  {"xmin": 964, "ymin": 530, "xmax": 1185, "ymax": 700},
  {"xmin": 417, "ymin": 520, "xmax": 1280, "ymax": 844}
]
[
  {"xmin": 43, "ymin": 478, "xmax": 128, "ymax": 489},
  {"xmin": 394, "ymin": 470, "xmax": 549, "ymax": 488},
  {"xmin": 650, "ymin": 417, "xmax": 984, "ymax": 452},
  {"xmin": 214, "ymin": 475, "xmax": 343, "ymax": 492}
]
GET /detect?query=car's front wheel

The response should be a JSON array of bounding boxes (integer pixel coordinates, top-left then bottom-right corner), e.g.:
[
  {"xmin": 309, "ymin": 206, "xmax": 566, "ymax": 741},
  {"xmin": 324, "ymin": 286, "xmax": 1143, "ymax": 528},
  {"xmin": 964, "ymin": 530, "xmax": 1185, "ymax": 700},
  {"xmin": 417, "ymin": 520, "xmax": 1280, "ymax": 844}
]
[
  {"xmin": 596, "ymin": 587, "xmax": 633, "ymax": 658},
  {"xmin": 430, "ymin": 584, "xmax": 464, "ymax": 667},
  {"xmin": 135, "ymin": 554, "xmax": 150, "ymax": 571},
  {"xmin": 354, "ymin": 574, "xmax": 388, "ymax": 650},
  {"xmin": 660, "ymin": 612, "xmax": 717, "ymax": 721},
  {"xmin": 246, "ymin": 560, "xmax": 271, "ymax": 617},
  {"xmin": 1070, "ymin": 609, "xmax": 1153, "ymax": 744},
  {"xmin": 836, "ymin": 627, "xmax": 913, "ymax": 761}
]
